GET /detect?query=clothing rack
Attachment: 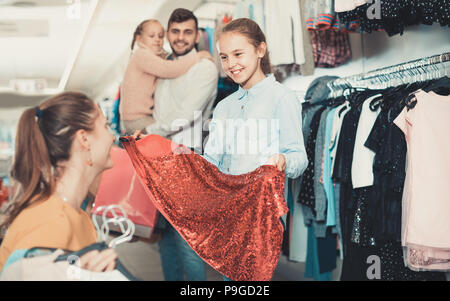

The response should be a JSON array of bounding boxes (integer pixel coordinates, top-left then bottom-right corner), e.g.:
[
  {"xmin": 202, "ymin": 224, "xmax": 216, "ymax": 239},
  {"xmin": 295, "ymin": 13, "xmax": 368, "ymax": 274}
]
[{"xmin": 327, "ymin": 52, "xmax": 450, "ymax": 97}]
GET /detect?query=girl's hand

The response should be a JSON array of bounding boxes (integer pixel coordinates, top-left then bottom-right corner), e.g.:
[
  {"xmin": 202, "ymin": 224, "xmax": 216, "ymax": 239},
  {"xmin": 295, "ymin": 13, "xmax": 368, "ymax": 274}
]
[
  {"xmin": 266, "ymin": 154, "xmax": 286, "ymax": 172},
  {"xmin": 80, "ymin": 248, "xmax": 118, "ymax": 273},
  {"xmin": 197, "ymin": 50, "xmax": 214, "ymax": 62},
  {"xmin": 132, "ymin": 130, "xmax": 146, "ymax": 140}
]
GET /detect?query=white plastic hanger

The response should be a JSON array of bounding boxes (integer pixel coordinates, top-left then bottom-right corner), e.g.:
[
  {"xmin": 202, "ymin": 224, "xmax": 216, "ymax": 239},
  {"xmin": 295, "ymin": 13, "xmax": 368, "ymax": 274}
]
[
  {"xmin": 108, "ymin": 217, "xmax": 136, "ymax": 248},
  {"xmin": 91, "ymin": 204, "xmax": 135, "ymax": 247},
  {"xmin": 100, "ymin": 205, "xmax": 128, "ymax": 235},
  {"xmin": 92, "ymin": 205, "xmax": 108, "ymax": 242}
]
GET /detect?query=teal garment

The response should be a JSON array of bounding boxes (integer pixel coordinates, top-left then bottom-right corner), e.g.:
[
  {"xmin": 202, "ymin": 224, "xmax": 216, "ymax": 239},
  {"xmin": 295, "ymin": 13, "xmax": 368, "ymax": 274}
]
[
  {"xmin": 204, "ymin": 27, "xmax": 215, "ymax": 56},
  {"xmin": 324, "ymin": 108, "xmax": 337, "ymax": 227},
  {"xmin": 287, "ymin": 179, "xmax": 294, "ymax": 214},
  {"xmin": 1, "ymin": 249, "xmax": 28, "ymax": 273},
  {"xmin": 305, "ymin": 225, "xmax": 332, "ymax": 281},
  {"xmin": 81, "ymin": 197, "xmax": 89, "ymax": 211},
  {"xmin": 1, "ymin": 248, "xmax": 53, "ymax": 274},
  {"xmin": 249, "ymin": 3, "xmax": 255, "ymax": 20}
]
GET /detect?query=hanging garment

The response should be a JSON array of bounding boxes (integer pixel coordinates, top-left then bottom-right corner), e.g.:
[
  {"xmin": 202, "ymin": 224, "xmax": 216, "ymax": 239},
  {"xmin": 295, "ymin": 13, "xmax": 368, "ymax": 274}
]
[
  {"xmin": 299, "ymin": 0, "xmax": 315, "ymax": 76},
  {"xmin": 204, "ymin": 27, "xmax": 215, "ymax": 55},
  {"xmin": 334, "ymin": 0, "xmax": 367, "ymax": 13},
  {"xmin": 337, "ymin": 0, "xmax": 450, "ymax": 36},
  {"xmin": 309, "ymin": 30, "xmax": 351, "ymax": 68},
  {"xmin": 298, "ymin": 107, "xmax": 327, "ymax": 212},
  {"xmin": 289, "ymin": 177, "xmax": 308, "ymax": 262},
  {"xmin": 298, "ymin": 105, "xmax": 328, "ymax": 238},
  {"xmin": 304, "ymin": 76, "xmax": 339, "ymax": 104},
  {"xmin": 351, "ymin": 95, "xmax": 382, "ymax": 189},
  {"xmin": 323, "ymin": 108, "xmax": 337, "ymax": 227},
  {"xmin": 317, "ymin": 227, "xmax": 337, "ymax": 274},
  {"xmin": 120, "ymin": 135, "xmax": 288, "ymax": 281},
  {"xmin": 304, "ymin": 224, "xmax": 332, "ymax": 281},
  {"xmin": 333, "ymin": 89, "xmax": 448, "ymax": 280},
  {"xmin": 314, "ymin": 108, "xmax": 332, "ymax": 223},
  {"xmin": 364, "ymin": 91, "xmax": 407, "ymax": 242},
  {"xmin": 264, "ymin": 0, "xmax": 305, "ymax": 66},
  {"xmin": 340, "ymin": 240, "xmax": 446, "ymax": 281},
  {"xmin": 330, "ymin": 102, "xmax": 351, "ymax": 176},
  {"xmin": 305, "ymin": 0, "xmax": 338, "ymax": 30},
  {"xmin": 394, "ymin": 90, "xmax": 450, "ymax": 271}
]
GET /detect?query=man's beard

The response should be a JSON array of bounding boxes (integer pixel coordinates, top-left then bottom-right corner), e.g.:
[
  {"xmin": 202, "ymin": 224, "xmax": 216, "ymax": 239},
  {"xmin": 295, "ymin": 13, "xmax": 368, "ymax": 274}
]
[{"xmin": 170, "ymin": 41, "xmax": 195, "ymax": 57}]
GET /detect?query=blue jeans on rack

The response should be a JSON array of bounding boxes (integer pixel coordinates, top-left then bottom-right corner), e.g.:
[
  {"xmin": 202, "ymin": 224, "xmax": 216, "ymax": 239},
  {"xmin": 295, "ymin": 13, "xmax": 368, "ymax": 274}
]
[{"xmin": 158, "ymin": 221, "xmax": 206, "ymax": 281}]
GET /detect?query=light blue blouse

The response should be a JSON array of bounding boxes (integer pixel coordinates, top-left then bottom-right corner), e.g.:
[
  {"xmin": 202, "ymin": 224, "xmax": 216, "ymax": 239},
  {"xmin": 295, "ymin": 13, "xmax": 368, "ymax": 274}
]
[{"xmin": 203, "ymin": 74, "xmax": 308, "ymax": 179}]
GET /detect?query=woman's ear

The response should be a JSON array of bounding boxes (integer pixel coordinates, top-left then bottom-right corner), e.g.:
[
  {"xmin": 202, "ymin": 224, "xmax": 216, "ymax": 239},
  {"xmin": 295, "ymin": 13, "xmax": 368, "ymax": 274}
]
[{"xmin": 74, "ymin": 129, "xmax": 91, "ymax": 151}]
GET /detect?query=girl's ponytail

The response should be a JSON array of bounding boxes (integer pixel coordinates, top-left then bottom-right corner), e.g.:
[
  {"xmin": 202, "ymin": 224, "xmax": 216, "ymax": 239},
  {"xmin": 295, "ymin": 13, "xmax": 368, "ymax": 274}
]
[{"xmin": 5, "ymin": 107, "xmax": 54, "ymax": 227}]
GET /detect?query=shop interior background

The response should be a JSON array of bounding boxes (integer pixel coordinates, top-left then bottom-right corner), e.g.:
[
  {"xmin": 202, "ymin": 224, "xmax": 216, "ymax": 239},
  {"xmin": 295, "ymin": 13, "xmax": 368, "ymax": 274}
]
[{"xmin": 0, "ymin": 0, "xmax": 449, "ymax": 280}]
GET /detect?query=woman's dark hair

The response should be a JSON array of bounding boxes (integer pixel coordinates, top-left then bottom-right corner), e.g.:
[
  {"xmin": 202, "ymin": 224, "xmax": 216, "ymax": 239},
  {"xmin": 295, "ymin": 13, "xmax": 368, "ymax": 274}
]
[
  {"xmin": 168, "ymin": 8, "xmax": 198, "ymax": 31},
  {"xmin": 131, "ymin": 19, "xmax": 160, "ymax": 50},
  {"xmin": 218, "ymin": 18, "xmax": 272, "ymax": 75},
  {"xmin": 0, "ymin": 92, "xmax": 99, "ymax": 229}
]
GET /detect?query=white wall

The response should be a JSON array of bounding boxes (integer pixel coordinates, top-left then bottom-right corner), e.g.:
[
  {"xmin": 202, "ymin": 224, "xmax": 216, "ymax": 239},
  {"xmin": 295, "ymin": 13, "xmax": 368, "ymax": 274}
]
[{"xmin": 283, "ymin": 23, "xmax": 450, "ymax": 98}]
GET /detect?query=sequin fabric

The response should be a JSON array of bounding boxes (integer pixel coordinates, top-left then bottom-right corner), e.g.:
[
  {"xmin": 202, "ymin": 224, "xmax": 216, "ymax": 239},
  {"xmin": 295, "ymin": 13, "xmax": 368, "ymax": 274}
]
[
  {"xmin": 298, "ymin": 107, "xmax": 327, "ymax": 212},
  {"xmin": 337, "ymin": 0, "xmax": 450, "ymax": 36},
  {"xmin": 350, "ymin": 187, "xmax": 376, "ymax": 247},
  {"xmin": 121, "ymin": 135, "xmax": 288, "ymax": 281}
]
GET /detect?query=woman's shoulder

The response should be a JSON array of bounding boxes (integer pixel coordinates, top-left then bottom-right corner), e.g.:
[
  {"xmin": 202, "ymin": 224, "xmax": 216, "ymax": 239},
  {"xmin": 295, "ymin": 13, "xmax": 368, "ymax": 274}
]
[
  {"xmin": 10, "ymin": 195, "xmax": 71, "ymax": 233},
  {"xmin": 2, "ymin": 195, "xmax": 74, "ymax": 252}
]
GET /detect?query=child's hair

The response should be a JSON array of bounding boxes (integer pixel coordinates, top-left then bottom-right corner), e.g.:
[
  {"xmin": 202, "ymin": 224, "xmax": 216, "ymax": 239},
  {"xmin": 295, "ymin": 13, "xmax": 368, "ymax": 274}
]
[
  {"xmin": 0, "ymin": 92, "xmax": 99, "ymax": 229},
  {"xmin": 218, "ymin": 18, "xmax": 272, "ymax": 75},
  {"xmin": 131, "ymin": 19, "xmax": 161, "ymax": 50}
]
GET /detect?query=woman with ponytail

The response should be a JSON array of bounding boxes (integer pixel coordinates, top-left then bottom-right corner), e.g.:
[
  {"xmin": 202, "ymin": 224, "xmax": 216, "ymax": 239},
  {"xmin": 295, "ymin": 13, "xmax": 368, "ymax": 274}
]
[
  {"xmin": 202, "ymin": 18, "xmax": 308, "ymax": 279},
  {"xmin": 0, "ymin": 92, "xmax": 118, "ymax": 273},
  {"xmin": 120, "ymin": 19, "xmax": 213, "ymax": 135}
]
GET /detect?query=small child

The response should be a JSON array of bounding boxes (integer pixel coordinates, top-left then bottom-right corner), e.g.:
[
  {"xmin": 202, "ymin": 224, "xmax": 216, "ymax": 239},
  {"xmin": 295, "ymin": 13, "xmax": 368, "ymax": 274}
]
[
  {"xmin": 204, "ymin": 18, "xmax": 308, "ymax": 179},
  {"xmin": 120, "ymin": 19, "xmax": 212, "ymax": 135},
  {"xmin": 203, "ymin": 17, "xmax": 308, "ymax": 281}
]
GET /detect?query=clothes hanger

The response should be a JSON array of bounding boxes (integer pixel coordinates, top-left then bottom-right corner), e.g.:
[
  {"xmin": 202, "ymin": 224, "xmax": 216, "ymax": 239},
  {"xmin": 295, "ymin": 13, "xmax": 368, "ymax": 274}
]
[
  {"xmin": 109, "ymin": 217, "xmax": 136, "ymax": 248},
  {"xmin": 100, "ymin": 205, "xmax": 128, "ymax": 244},
  {"xmin": 92, "ymin": 205, "xmax": 108, "ymax": 242}
]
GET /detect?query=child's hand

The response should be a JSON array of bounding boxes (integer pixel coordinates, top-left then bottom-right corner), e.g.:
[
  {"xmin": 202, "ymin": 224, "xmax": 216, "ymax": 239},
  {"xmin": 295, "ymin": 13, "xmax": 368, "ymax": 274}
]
[
  {"xmin": 80, "ymin": 248, "xmax": 118, "ymax": 272},
  {"xmin": 266, "ymin": 154, "xmax": 286, "ymax": 172},
  {"xmin": 132, "ymin": 130, "xmax": 146, "ymax": 140}
]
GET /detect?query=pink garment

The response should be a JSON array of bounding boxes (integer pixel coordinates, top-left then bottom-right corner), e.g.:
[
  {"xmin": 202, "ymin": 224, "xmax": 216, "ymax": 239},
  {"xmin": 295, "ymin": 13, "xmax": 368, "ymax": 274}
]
[
  {"xmin": 394, "ymin": 90, "xmax": 450, "ymax": 271},
  {"xmin": 120, "ymin": 46, "xmax": 199, "ymax": 121},
  {"xmin": 334, "ymin": 0, "xmax": 367, "ymax": 12},
  {"xmin": 405, "ymin": 243, "xmax": 450, "ymax": 272}
]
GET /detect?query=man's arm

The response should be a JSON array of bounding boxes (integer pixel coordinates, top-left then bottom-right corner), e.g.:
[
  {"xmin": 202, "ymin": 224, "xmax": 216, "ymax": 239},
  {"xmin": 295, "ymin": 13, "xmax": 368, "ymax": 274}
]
[{"xmin": 146, "ymin": 61, "xmax": 218, "ymax": 136}]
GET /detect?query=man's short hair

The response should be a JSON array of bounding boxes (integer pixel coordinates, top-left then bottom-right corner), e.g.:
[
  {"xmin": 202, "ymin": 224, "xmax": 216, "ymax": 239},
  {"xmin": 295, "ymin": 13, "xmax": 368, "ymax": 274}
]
[{"xmin": 168, "ymin": 8, "xmax": 198, "ymax": 31}]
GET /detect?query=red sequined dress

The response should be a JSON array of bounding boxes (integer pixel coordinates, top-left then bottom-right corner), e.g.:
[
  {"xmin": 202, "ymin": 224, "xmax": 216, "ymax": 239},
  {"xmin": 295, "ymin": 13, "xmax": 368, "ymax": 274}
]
[{"xmin": 120, "ymin": 135, "xmax": 288, "ymax": 281}]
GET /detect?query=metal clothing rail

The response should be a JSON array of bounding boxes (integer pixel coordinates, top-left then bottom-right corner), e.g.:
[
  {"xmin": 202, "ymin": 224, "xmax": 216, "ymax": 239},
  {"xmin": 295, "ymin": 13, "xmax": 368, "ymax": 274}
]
[{"xmin": 327, "ymin": 52, "xmax": 450, "ymax": 97}]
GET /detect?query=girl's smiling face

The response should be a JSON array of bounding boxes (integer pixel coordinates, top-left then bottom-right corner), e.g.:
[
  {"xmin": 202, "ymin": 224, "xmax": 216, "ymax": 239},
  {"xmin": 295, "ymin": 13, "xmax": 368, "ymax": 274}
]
[{"xmin": 218, "ymin": 32, "xmax": 267, "ymax": 90}]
